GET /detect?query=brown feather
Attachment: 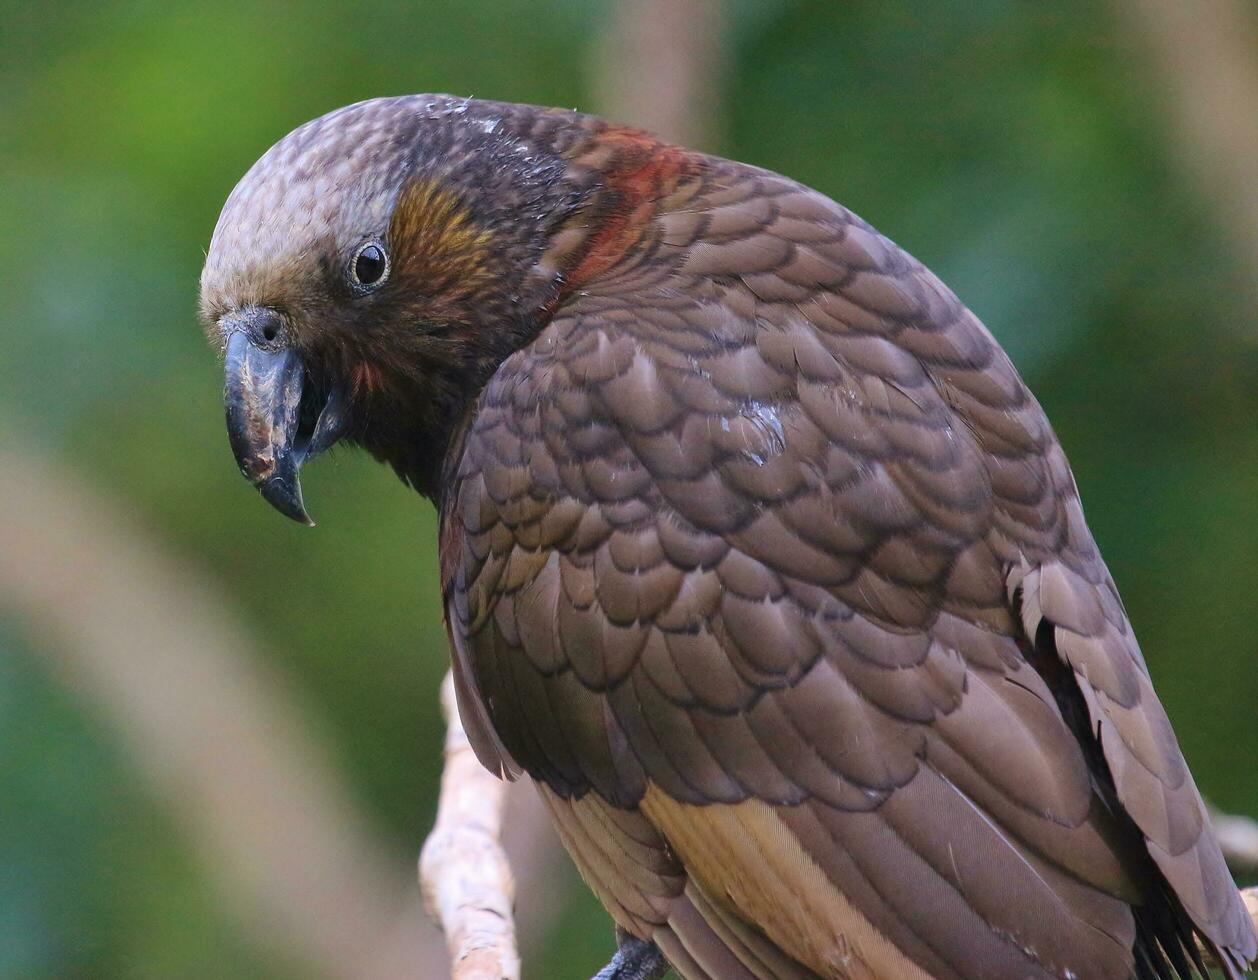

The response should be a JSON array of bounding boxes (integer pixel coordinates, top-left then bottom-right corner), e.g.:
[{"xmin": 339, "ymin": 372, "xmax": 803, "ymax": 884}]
[
  {"xmin": 204, "ymin": 94, "xmax": 1255, "ymax": 980},
  {"xmin": 441, "ymin": 131, "xmax": 1254, "ymax": 977}
]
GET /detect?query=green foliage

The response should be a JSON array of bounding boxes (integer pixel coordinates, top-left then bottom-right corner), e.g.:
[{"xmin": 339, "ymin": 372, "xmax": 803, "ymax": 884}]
[{"xmin": 3, "ymin": 0, "xmax": 1257, "ymax": 975}]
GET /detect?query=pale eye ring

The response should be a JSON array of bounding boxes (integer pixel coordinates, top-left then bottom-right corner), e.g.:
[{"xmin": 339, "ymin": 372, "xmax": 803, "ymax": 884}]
[{"xmin": 350, "ymin": 241, "xmax": 389, "ymax": 290}]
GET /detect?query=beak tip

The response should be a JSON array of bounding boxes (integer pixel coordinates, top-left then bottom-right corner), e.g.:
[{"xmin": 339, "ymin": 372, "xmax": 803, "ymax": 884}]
[
  {"xmin": 255, "ymin": 475, "xmax": 315, "ymax": 527},
  {"xmin": 222, "ymin": 326, "xmax": 343, "ymax": 530}
]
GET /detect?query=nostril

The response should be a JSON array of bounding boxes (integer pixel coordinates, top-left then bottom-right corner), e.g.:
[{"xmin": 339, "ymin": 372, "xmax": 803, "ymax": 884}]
[
  {"xmin": 220, "ymin": 307, "xmax": 286, "ymax": 347},
  {"xmin": 244, "ymin": 307, "xmax": 284, "ymax": 346}
]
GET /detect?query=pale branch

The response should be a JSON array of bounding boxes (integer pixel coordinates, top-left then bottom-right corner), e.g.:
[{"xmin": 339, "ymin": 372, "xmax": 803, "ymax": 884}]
[
  {"xmin": 0, "ymin": 431, "xmax": 573, "ymax": 980},
  {"xmin": 1201, "ymin": 887, "xmax": 1258, "ymax": 965},
  {"xmin": 1245, "ymin": 889, "xmax": 1258, "ymax": 937},
  {"xmin": 1212, "ymin": 805, "xmax": 1258, "ymax": 877},
  {"xmin": 420, "ymin": 671, "xmax": 521, "ymax": 980}
]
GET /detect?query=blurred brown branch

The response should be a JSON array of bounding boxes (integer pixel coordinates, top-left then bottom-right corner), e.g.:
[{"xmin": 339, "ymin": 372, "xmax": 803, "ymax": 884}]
[
  {"xmin": 0, "ymin": 435, "xmax": 443, "ymax": 979},
  {"xmin": 0, "ymin": 435, "xmax": 567, "ymax": 979},
  {"xmin": 590, "ymin": 0, "xmax": 729, "ymax": 150},
  {"xmin": 1114, "ymin": 0, "xmax": 1258, "ymax": 311}
]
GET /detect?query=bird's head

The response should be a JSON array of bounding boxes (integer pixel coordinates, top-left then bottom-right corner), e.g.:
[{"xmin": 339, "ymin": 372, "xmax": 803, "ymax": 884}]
[{"xmin": 199, "ymin": 95, "xmax": 621, "ymax": 522}]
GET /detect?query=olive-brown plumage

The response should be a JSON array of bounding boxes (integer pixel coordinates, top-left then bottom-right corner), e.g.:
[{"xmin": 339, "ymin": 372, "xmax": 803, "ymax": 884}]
[{"xmin": 200, "ymin": 95, "xmax": 1256, "ymax": 979}]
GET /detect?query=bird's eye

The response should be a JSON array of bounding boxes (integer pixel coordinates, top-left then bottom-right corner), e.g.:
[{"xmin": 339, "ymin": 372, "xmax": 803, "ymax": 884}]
[{"xmin": 350, "ymin": 242, "xmax": 389, "ymax": 289}]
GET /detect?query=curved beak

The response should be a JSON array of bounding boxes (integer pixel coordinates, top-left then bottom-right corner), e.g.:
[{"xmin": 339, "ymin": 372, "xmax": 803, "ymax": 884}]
[{"xmin": 223, "ymin": 311, "xmax": 348, "ymax": 525}]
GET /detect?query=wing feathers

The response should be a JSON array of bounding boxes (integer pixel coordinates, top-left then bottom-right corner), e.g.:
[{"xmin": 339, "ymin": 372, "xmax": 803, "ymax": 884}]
[
  {"xmin": 1017, "ymin": 559, "xmax": 1256, "ymax": 965},
  {"xmin": 443, "ymin": 155, "xmax": 1254, "ymax": 976}
]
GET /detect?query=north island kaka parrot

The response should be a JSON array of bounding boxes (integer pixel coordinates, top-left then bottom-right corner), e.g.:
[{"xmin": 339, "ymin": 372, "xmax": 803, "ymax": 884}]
[{"xmin": 199, "ymin": 95, "xmax": 1256, "ymax": 979}]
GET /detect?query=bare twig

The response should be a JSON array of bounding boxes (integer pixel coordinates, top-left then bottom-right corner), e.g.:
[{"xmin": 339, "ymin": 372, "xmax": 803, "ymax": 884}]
[
  {"xmin": 1212, "ymin": 805, "xmax": 1258, "ymax": 877},
  {"xmin": 1199, "ymin": 887, "xmax": 1258, "ymax": 964},
  {"xmin": 420, "ymin": 672, "xmax": 520, "ymax": 980},
  {"xmin": 0, "ymin": 433, "xmax": 570, "ymax": 979},
  {"xmin": 1244, "ymin": 889, "xmax": 1258, "ymax": 936}
]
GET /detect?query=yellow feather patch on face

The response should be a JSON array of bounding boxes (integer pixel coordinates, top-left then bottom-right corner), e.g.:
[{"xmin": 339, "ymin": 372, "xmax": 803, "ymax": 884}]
[{"xmin": 387, "ymin": 178, "xmax": 495, "ymax": 313}]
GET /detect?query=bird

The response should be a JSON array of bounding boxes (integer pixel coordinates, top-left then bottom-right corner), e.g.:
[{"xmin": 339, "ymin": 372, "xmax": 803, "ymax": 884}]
[{"xmin": 199, "ymin": 94, "xmax": 1256, "ymax": 980}]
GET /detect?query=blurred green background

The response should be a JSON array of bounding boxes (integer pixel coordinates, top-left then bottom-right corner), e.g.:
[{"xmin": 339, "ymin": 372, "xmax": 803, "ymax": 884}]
[{"xmin": 3, "ymin": 1, "xmax": 1258, "ymax": 977}]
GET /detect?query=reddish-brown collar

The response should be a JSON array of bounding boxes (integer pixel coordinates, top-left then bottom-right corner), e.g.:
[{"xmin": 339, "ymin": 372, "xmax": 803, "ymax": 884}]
[{"xmin": 561, "ymin": 126, "xmax": 699, "ymax": 295}]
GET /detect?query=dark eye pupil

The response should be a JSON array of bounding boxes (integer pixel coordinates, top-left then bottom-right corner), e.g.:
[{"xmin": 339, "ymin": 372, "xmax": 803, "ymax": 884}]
[{"xmin": 354, "ymin": 244, "xmax": 386, "ymax": 285}]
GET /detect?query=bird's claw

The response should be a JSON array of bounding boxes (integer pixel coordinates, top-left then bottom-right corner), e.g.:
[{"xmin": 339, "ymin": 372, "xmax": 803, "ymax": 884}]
[{"xmin": 591, "ymin": 930, "xmax": 669, "ymax": 980}]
